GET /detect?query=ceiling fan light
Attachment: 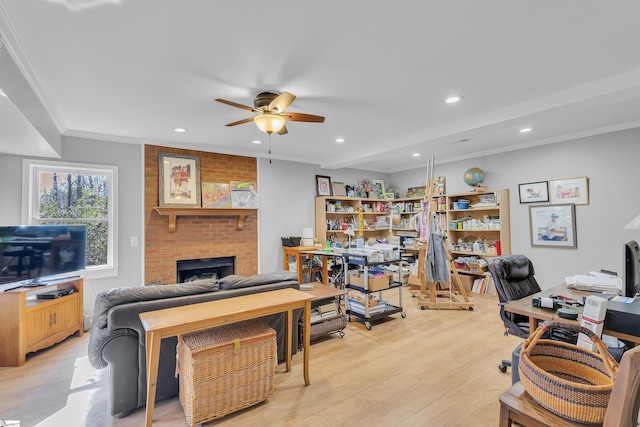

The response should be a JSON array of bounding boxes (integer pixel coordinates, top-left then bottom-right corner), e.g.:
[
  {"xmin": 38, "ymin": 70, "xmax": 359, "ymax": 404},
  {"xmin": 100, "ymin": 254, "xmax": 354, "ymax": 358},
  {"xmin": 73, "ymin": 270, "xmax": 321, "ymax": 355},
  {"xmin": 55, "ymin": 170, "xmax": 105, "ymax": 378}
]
[{"xmin": 254, "ymin": 114, "xmax": 286, "ymax": 134}]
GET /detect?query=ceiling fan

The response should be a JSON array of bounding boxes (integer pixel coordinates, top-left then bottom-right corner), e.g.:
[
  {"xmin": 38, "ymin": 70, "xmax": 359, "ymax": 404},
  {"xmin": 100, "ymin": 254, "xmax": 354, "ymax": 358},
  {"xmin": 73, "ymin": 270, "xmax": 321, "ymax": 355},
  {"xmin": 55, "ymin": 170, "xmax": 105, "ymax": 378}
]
[{"xmin": 215, "ymin": 91, "xmax": 325, "ymax": 135}]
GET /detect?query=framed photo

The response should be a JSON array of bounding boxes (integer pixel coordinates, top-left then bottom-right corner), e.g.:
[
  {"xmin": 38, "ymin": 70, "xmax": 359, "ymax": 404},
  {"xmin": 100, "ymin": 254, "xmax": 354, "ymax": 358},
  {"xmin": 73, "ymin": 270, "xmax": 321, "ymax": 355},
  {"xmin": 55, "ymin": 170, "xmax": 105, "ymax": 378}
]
[
  {"xmin": 431, "ymin": 176, "xmax": 446, "ymax": 197},
  {"xmin": 332, "ymin": 181, "xmax": 346, "ymax": 197},
  {"xmin": 372, "ymin": 179, "xmax": 385, "ymax": 198},
  {"xmin": 406, "ymin": 186, "xmax": 426, "ymax": 198},
  {"xmin": 230, "ymin": 181, "xmax": 259, "ymax": 208},
  {"xmin": 549, "ymin": 176, "xmax": 589, "ymax": 205},
  {"xmin": 518, "ymin": 181, "xmax": 549, "ymax": 203},
  {"xmin": 529, "ymin": 204, "xmax": 577, "ymax": 248},
  {"xmin": 316, "ymin": 175, "xmax": 333, "ymax": 196},
  {"xmin": 202, "ymin": 182, "xmax": 231, "ymax": 208},
  {"xmin": 158, "ymin": 152, "xmax": 201, "ymax": 207},
  {"xmin": 359, "ymin": 179, "xmax": 372, "ymax": 197}
]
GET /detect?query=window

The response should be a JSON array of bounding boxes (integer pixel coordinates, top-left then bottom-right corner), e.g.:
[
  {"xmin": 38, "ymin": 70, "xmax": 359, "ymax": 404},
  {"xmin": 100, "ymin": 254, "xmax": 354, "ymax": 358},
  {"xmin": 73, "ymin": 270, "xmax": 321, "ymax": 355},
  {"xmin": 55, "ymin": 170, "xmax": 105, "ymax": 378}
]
[{"xmin": 23, "ymin": 160, "xmax": 118, "ymax": 279}]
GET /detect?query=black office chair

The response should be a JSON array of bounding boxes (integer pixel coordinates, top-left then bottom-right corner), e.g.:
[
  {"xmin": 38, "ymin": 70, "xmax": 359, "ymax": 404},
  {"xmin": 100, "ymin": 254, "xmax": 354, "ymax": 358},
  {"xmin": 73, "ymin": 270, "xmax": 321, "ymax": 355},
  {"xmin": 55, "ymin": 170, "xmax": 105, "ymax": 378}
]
[{"xmin": 488, "ymin": 254, "xmax": 542, "ymax": 375}]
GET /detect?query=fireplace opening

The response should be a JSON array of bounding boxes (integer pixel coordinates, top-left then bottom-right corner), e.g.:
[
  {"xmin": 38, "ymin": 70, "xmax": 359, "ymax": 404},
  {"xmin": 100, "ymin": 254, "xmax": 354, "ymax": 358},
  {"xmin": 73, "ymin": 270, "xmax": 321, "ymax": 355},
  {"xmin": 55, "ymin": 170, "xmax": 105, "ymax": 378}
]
[{"xmin": 177, "ymin": 256, "xmax": 235, "ymax": 283}]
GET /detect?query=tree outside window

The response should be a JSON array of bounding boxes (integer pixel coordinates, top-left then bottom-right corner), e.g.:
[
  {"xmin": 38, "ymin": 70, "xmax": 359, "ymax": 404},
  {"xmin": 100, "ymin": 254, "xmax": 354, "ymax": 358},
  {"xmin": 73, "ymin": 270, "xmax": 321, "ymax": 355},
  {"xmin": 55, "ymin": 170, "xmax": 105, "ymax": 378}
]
[{"xmin": 25, "ymin": 160, "xmax": 116, "ymax": 275}]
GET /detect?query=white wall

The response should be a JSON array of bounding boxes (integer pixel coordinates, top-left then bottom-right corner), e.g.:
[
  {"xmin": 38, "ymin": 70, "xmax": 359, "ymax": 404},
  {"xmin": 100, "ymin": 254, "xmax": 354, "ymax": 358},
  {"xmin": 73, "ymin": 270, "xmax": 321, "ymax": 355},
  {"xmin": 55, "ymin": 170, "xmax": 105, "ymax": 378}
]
[
  {"xmin": 392, "ymin": 128, "xmax": 640, "ymax": 289},
  {"xmin": 257, "ymin": 158, "xmax": 388, "ymax": 273},
  {"xmin": 0, "ymin": 136, "xmax": 143, "ymax": 318}
]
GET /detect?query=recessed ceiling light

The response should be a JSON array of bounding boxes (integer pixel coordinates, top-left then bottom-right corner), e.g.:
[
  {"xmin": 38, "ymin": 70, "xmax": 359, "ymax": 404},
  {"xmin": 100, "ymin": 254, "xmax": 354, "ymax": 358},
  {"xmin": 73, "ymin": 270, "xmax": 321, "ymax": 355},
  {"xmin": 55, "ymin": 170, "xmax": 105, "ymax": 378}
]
[
  {"xmin": 335, "ymin": 138, "xmax": 345, "ymax": 143},
  {"xmin": 173, "ymin": 127, "xmax": 187, "ymax": 133},
  {"xmin": 520, "ymin": 127, "xmax": 532, "ymax": 133},
  {"xmin": 412, "ymin": 153, "xmax": 421, "ymax": 157},
  {"xmin": 445, "ymin": 95, "xmax": 462, "ymax": 104},
  {"xmin": 252, "ymin": 140, "xmax": 262, "ymax": 144}
]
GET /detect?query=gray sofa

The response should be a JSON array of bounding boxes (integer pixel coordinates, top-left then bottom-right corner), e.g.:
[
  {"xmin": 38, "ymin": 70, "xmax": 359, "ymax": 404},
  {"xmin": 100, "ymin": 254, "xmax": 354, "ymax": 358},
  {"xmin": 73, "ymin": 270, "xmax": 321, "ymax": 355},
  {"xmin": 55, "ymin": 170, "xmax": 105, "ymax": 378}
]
[{"xmin": 88, "ymin": 272, "xmax": 300, "ymax": 418}]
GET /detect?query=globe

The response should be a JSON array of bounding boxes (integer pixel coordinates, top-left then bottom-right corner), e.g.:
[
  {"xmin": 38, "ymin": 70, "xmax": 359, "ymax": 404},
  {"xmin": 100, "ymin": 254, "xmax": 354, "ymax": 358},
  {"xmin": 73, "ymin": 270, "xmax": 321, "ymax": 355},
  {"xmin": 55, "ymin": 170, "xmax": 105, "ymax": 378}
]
[{"xmin": 464, "ymin": 167, "xmax": 485, "ymax": 187}]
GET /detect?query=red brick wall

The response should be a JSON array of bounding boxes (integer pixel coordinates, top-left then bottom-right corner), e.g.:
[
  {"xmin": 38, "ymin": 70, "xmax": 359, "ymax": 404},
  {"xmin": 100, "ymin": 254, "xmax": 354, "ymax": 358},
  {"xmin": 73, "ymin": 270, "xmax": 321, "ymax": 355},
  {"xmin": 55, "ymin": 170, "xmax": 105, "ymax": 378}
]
[{"xmin": 144, "ymin": 145, "xmax": 258, "ymax": 284}]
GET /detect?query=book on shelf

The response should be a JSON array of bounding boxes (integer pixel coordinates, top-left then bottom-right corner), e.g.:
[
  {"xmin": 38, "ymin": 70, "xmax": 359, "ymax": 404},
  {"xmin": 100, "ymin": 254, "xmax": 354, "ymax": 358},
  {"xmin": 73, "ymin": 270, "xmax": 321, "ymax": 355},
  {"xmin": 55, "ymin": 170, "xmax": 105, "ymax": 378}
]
[{"xmin": 472, "ymin": 275, "xmax": 497, "ymax": 296}]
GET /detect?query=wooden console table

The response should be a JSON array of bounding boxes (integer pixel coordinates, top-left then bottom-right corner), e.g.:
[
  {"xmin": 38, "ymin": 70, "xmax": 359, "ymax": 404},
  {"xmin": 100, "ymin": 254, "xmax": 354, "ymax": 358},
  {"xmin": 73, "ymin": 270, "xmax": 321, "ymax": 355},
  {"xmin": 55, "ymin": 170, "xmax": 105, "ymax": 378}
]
[{"xmin": 139, "ymin": 288, "xmax": 313, "ymax": 427}]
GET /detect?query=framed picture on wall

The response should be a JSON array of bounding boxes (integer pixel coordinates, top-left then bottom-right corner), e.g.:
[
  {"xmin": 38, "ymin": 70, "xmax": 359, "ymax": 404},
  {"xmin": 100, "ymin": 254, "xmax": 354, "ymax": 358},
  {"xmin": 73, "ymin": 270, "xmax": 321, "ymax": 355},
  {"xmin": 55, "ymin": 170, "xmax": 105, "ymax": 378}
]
[
  {"xmin": 332, "ymin": 181, "xmax": 346, "ymax": 197},
  {"xmin": 158, "ymin": 152, "xmax": 201, "ymax": 207},
  {"xmin": 518, "ymin": 181, "xmax": 549, "ymax": 203},
  {"xmin": 529, "ymin": 204, "xmax": 577, "ymax": 248},
  {"xmin": 549, "ymin": 176, "xmax": 589, "ymax": 205},
  {"xmin": 316, "ymin": 175, "xmax": 333, "ymax": 196}
]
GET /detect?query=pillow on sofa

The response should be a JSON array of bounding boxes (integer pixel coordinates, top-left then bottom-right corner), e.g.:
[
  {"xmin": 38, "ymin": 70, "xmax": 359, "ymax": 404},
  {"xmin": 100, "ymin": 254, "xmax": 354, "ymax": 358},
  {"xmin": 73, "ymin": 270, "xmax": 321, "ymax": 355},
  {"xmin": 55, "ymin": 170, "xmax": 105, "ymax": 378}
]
[
  {"xmin": 219, "ymin": 271, "xmax": 298, "ymax": 290},
  {"xmin": 95, "ymin": 278, "xmax": 219, "ymax": 328}
]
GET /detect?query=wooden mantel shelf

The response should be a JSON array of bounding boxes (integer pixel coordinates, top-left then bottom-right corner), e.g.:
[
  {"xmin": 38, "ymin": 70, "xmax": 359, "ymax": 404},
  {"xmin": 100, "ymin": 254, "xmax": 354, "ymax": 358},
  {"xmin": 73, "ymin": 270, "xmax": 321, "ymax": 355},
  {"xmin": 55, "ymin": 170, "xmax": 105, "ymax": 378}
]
[{"xmin": 153, "ymin": 207, "xmax": 257, "ymax": 232}]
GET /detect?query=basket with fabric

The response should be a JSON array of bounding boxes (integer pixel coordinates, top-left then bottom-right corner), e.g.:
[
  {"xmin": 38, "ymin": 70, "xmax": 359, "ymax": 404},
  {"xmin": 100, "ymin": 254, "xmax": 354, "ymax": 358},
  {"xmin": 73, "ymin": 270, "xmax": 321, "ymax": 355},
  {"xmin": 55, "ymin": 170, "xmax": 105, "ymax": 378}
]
[{"xmin": 518, "ymin": 320, "xmax": 619, "ymax": 424}]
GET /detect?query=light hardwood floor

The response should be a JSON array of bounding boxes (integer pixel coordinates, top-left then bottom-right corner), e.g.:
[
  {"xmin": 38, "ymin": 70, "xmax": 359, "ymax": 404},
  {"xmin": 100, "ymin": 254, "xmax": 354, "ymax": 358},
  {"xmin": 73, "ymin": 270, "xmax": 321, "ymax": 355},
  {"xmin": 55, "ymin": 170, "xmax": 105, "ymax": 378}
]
[{"xmin": 0, "ymin": 287, "xmax": 520, "ymax": 427}]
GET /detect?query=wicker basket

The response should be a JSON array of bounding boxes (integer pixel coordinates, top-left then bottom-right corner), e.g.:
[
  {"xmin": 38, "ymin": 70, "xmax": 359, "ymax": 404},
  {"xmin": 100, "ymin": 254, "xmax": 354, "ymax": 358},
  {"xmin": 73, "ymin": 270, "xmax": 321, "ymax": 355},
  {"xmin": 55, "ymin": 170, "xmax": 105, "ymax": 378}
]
[
  {"xmin": 177, "ymin": 320, "xmax": 277, "ymax": 426},
  {"xmin": 518, "ymin": 321, "xmax": 619, "ymax": 424}
]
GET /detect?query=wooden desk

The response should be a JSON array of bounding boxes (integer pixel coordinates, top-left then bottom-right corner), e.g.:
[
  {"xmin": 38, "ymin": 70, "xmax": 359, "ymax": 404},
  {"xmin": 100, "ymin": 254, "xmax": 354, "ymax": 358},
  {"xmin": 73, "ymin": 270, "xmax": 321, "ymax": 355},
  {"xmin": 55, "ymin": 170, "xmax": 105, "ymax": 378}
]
[
  {"xmin": 282, "ymin": 246, "xmax": 323, "ymax": 282},
  {"xmin": 504, "ymin": 284, "xmax": 640, "ymax": 345},
  {"xmin": 139, "ymin": 288, "xmax": 313, "ymax": 427}
]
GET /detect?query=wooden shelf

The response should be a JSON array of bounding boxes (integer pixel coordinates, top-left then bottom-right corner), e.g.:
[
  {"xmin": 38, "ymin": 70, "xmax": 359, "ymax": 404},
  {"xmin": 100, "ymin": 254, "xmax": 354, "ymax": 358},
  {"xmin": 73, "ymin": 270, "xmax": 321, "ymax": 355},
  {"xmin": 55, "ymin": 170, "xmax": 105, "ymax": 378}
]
[{"xmin": 153, "ymin": 207, "xmax": 257, "ymax": 232}]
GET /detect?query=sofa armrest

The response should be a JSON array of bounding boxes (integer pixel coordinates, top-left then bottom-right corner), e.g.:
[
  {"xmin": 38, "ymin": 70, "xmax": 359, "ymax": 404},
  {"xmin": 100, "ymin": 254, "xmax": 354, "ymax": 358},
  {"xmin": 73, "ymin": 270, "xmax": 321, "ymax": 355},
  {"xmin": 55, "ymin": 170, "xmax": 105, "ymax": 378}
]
[{"xmin": 88, "ymin": 325, "xmax": 138, "ymax": 369}]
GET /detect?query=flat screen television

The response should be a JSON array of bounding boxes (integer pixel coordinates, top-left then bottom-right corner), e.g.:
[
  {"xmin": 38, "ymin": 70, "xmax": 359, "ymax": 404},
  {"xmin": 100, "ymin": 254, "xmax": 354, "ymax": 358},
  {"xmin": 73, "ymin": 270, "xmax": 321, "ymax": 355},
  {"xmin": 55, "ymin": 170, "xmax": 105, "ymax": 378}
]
[
  {"xmin": 0, "ymin": 225, "xmax": 86, "ymax": 286},
  {"xmin": 624, "ymin": 240, "xmax": 640, "ymax": 297}
]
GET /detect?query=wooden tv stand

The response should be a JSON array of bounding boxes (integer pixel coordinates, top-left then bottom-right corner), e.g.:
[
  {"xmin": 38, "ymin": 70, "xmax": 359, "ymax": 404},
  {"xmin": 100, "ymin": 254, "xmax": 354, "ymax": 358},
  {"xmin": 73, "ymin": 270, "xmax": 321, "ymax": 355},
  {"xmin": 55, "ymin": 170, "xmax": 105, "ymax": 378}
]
[{"xmin": 0, "ymin": 277, "xmax": 84, "ymax": 367}]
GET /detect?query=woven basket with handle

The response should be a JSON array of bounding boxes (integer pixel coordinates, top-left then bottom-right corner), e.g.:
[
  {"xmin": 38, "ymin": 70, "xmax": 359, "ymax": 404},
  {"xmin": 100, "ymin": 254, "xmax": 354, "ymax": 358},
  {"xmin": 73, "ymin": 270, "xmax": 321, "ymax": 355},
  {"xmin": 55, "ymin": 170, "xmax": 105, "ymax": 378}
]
[{"xmin": 518, "ymin": 320, "xmax": 619, "ymax": 424}]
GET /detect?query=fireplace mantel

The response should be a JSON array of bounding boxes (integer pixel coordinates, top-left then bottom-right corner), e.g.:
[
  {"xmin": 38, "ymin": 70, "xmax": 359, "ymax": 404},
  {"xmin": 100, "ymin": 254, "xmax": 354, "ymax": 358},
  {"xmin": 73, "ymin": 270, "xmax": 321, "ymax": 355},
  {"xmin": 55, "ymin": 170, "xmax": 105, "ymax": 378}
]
[{"xmin": 153, "ymin": 207, "xmax": 257, "ymax": 232}]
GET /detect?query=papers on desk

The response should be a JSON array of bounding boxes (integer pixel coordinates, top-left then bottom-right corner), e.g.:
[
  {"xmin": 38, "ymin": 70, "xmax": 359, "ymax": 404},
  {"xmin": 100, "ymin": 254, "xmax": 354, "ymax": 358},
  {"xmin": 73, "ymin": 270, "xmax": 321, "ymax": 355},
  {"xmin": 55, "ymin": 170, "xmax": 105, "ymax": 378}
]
[{"xmin": 565, "ymin": 271, "xmax": 623, "ymax": 294}]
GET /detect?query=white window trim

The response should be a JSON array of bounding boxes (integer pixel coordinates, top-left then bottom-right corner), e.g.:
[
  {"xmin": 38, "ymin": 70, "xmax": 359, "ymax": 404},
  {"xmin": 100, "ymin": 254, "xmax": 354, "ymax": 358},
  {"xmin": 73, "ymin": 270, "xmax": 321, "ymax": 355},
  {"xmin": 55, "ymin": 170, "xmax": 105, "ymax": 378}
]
[{"xmin": 22, "ymin": 159, "xmax": 118, "ymax": 280}]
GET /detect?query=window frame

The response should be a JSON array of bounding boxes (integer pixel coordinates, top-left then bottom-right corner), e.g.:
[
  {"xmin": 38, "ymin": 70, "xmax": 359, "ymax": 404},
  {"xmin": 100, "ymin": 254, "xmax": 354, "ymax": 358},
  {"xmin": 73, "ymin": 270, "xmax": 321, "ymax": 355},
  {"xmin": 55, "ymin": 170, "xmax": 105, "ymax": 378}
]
[{"xmin": 22, "ymin": 159, "xmax": 118, "ymax": 279}]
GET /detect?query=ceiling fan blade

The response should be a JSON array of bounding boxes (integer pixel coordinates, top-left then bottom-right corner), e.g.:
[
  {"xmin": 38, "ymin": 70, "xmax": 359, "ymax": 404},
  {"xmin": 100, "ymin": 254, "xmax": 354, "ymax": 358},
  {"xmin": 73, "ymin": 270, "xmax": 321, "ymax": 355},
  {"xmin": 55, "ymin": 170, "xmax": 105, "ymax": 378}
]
[
  {"xmin": 225, "ymin": 117, "xmax": 255, "ymax": 127},
  {"xmin": 282, "ymin": 112, "xmax": 325, "ymax": 123},
  {"xmin": 215, "ymin": 98, "xmax": 258, "ymax": 112},
  {"xmin": 277, "ymin": 125, "xmax": 288, "ymax": 135},
  {"xmin": 269, "ymin": 92, "xmax": 296, "ymax": 113}
]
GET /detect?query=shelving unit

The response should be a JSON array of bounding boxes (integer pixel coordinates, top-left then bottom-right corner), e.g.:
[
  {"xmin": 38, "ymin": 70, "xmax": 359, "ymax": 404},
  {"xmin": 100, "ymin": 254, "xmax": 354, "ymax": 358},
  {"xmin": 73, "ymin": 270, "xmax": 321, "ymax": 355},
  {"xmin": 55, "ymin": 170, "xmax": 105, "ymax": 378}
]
[
  {"xmin": 315, "ymin": 196, "xmax": 394, "ymax": 246},
  {"xmin": 444, "ymin": 189, "xmax": 510, "ymax": 293},
  {"xmin": 300, "ymin": 282, "xmax": 347, "ymax": 340},
  {"xmin": 315, "ymin": 196, "xmax": 425, "ymax": 249},
  {"xmin": 343, "ymin": 252, "xmax": 406, "ymax": 330},
  {"xmin": 0, "ymin": 277, "xmax": 84, "ymax": 366}
]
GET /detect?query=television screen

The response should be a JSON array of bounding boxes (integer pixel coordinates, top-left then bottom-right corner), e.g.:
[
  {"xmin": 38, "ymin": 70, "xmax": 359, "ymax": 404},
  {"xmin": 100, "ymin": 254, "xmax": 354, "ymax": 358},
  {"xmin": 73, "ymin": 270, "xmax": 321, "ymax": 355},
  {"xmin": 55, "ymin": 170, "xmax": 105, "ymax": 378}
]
[
  {"xmin": 0, "ymin": 225, "xmax": 86, "ymax": 286},
  {"xmin": 624, "ymin": 240, "xmax": 640, "ymax": 298}
]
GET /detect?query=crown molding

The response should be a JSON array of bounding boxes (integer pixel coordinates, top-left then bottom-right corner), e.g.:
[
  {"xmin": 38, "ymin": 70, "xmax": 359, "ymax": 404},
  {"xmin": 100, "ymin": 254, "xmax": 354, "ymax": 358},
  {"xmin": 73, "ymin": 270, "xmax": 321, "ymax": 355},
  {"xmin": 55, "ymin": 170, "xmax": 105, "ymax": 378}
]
[{"xmin": 0, "ymin": 4, "xmax": 67, "ymax": 134}]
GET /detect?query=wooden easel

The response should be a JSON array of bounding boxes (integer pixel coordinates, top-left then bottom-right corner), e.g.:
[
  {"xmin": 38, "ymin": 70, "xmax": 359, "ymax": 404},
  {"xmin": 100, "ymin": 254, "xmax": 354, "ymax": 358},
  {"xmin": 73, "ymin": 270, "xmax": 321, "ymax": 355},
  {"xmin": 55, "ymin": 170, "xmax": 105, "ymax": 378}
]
[{"xmin": 414, "ymin": 156, "xmax": 474, "ymax": 311}]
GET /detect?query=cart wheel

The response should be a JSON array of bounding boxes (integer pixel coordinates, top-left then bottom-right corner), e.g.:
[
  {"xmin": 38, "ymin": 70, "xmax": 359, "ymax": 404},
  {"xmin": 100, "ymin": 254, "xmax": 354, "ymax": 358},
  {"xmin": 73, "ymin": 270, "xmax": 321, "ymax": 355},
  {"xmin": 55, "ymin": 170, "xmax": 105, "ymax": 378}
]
[
  {"xmin": 499, "ymin": 364, "xmax": 508, "ymax": 373},
  {"xmin": 338, "ymin": 331, "xmax": 345, "ymax": 338},
  {"xmin": 412, "ymin": 294, "xmax": 416, "ymax": 298},
  {"xmin": 401, "ymin": 312, "xmax": 407, "ymax": 318},
  {"xmin": 420, "ymin": 306, "xmax": 426, "ymax": 310},
  {"xmin": 365, "ymin": 322, "xmax": 372, "ymax": 330},
  {"xmin": 468, "ymin": 307, "xmax": 474, "ymax": 311}
]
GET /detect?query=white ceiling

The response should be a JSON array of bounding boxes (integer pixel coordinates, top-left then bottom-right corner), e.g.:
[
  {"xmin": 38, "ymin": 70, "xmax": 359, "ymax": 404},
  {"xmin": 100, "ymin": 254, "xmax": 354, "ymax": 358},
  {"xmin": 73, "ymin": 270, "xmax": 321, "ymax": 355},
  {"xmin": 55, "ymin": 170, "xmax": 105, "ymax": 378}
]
[{"xmin": 1, "ymin": 1, "xmax": 640, "ymax": 172}]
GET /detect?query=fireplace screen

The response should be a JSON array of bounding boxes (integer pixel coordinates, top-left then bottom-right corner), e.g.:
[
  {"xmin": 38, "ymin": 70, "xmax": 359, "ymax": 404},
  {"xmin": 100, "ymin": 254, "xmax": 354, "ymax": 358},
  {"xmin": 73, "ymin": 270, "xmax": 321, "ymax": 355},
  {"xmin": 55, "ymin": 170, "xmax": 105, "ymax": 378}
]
[{"xmin": 177, "ymin": 256, "xmax": 235, "ymax": 283}]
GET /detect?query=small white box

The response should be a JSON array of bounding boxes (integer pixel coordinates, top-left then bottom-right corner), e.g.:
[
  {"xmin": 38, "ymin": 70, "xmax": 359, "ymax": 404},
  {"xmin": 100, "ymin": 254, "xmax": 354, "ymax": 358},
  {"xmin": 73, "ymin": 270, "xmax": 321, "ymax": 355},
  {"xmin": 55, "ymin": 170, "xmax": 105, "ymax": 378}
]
[{"xmin": 577, "ymin": 295, "xmax": 608, "ymax": 351}]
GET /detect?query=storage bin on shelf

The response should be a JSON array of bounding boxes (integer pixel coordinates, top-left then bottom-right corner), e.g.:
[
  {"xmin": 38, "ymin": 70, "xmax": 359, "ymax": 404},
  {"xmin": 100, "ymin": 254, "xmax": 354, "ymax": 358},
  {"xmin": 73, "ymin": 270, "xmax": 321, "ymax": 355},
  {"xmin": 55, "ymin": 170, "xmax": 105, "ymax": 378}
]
[
  {"xmin": 177, "ymin": 320, "xmax": 277, "ymax": 426},
  {"xmin": 348, "ymin": 270, "xmax": 391, "ymax": 291}
]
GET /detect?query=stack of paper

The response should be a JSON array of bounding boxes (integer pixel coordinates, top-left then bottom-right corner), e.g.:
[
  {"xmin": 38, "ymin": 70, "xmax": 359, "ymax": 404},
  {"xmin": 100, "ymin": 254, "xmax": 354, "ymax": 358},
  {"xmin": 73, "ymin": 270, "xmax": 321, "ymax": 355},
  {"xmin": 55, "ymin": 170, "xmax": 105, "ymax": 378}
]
[{"xmin": 565, "ymin": 271, "xmax": 622, "ymax": 293}]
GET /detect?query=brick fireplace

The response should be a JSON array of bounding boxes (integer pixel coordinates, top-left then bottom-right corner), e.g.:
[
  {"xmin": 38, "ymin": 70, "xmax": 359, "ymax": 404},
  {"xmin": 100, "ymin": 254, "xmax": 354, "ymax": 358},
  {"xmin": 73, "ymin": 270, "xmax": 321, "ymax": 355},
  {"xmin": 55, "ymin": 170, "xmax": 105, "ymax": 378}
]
[{"xmin": 144, "ymin": 145, "xmax": 258, "ymax": 284}]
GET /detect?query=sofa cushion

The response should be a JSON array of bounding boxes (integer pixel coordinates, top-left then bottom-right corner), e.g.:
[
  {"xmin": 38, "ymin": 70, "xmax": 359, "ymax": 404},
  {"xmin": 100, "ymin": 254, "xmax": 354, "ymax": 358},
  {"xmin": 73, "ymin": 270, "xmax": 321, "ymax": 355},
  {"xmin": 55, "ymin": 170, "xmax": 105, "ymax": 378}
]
[
  {"xmin": 95, "ymin": 278, "xmax": 219, "ymax": 328},
  {"xmin": 218, "ymin": 271, "xmax": 298, "ymax": 290}
]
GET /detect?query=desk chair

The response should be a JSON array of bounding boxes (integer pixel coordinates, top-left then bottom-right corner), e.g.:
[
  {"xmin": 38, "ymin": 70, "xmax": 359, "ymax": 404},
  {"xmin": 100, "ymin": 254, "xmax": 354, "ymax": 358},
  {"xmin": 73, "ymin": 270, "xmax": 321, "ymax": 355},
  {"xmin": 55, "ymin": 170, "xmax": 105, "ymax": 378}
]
[
  {"xmin": 499, "ymin": 343, "xmax": 640, "ymax": 426},
  {"xmin": 488, "ymin": 254, "xmax": 542, "ymax": 375}
]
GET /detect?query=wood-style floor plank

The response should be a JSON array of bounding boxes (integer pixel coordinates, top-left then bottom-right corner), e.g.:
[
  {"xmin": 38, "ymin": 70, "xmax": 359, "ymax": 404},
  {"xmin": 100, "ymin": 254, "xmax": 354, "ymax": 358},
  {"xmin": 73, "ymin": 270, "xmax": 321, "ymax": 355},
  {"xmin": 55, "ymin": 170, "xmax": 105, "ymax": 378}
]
[{"xmin": 0, "ymin": 287, "xmax": 520, "ymax": 426}]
